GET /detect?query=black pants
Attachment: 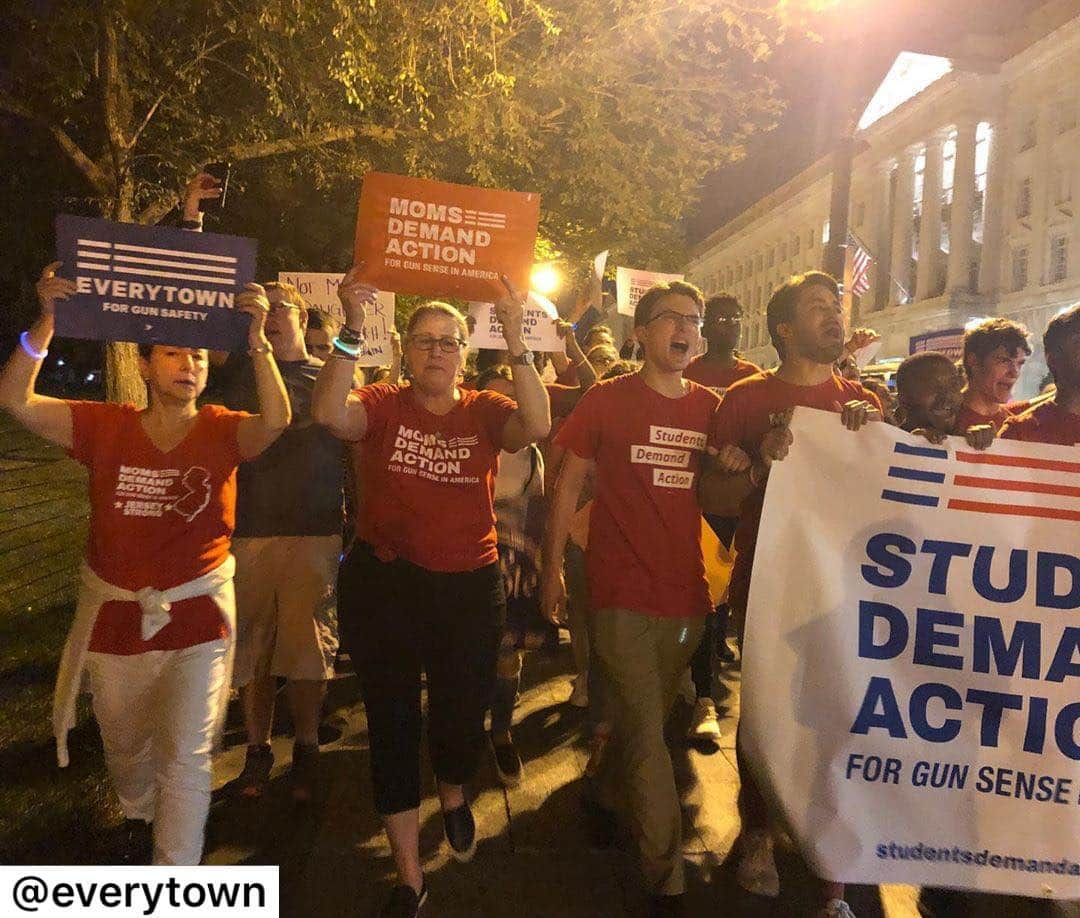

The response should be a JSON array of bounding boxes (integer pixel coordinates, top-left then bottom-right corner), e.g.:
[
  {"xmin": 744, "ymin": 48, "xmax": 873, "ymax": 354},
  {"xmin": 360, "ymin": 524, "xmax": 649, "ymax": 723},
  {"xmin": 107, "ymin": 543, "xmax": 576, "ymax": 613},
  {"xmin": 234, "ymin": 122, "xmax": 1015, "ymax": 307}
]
[
  {"xmin": 338, "ymin": 543, "xmax": 506, "ymax": 815},
  {"xmin": 692, "ymin": 515, "xmax": 738, "ymax": 698}
]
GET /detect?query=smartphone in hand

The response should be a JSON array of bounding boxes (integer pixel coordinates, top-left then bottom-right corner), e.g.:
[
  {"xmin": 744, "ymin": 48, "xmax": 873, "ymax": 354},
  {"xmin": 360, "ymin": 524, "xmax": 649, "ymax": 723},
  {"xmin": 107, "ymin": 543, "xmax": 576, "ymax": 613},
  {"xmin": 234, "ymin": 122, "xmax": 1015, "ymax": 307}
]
[{"xmin": 199, "ymin": 162, "xmax": 231, "ymax": 212}]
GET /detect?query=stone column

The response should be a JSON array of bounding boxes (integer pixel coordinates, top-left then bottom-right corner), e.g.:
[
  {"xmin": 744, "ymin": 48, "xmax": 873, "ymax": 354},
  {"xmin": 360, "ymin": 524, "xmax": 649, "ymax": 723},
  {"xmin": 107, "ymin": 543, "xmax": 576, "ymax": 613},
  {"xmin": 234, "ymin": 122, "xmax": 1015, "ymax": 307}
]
[
  {"xmin": 984, "ymin": 115, "xmax": 1006, "ymax": 293},
  {"xmin": 948, "ymin": 119, "xmax": 978, "ymax": 294},
  {"xmin": 889, "ymin": 148, "xmax": 916, "ymax": 306},
  {"xmin": 916, "ymin": 133, "xmax": 945, "ymax": 300},
  {"xmin": 857, "ymin": 163, "xmax": 892, "ymax": 312}
]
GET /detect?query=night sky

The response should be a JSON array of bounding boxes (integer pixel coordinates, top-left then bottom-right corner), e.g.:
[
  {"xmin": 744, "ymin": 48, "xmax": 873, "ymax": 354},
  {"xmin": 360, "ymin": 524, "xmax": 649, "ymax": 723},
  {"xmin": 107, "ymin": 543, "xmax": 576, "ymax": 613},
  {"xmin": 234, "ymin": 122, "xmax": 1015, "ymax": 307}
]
[{"xmin": 685, "ymin": 0, "xmax": 1052, "ymax": 246}]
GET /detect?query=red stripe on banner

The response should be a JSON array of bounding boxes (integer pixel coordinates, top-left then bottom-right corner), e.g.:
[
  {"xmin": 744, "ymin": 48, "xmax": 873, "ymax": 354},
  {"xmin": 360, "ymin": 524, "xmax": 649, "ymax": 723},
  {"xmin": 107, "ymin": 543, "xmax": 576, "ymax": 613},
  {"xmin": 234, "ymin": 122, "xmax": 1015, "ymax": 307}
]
[
  {"xmin": 947, "ymin": 498, "xmax": 1080, "ymax": 522},
  {"xmin": 952, "ymin": 474, "xmax": 1080, "ymax": 498},
  {"xmin": 955, "ymin": 451, "xmax": 1080, "ymax": 474}
]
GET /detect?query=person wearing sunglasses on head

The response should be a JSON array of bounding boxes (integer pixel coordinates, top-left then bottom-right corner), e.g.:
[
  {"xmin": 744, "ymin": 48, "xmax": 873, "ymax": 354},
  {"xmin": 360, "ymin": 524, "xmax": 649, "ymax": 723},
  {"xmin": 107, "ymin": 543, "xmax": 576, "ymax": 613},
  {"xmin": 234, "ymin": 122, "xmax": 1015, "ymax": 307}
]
[{"xmin": 312, "ymin": 264, "xmax": 550, "ymax": 918}]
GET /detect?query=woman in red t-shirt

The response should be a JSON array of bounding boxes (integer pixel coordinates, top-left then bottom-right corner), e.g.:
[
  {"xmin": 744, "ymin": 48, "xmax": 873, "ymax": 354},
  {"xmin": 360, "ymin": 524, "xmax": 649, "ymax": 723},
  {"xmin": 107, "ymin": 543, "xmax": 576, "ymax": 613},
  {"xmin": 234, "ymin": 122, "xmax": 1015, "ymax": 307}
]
[
  {"xmin": 0, "ymin": 263, "xmax": 290, "ymax": 865},
  {"xmin": 312, "ymin": 265, "xmax": 550, "ymax": 917}
]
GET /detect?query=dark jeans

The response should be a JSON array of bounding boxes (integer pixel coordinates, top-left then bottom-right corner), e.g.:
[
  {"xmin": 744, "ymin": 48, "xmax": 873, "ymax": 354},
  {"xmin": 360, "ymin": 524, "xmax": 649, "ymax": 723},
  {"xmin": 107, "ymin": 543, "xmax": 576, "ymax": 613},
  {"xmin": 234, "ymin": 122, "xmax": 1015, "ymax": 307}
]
[{"xmin": 338, "ymin": 542, "xmax": 505, "ymax": 814}]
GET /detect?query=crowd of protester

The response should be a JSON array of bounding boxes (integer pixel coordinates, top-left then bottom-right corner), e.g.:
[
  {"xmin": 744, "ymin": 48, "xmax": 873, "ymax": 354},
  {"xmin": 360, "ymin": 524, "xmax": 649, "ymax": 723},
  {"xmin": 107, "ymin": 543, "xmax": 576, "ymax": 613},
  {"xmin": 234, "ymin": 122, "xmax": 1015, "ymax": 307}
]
[{"xmin": 0, "ymin": 170, "xmax": 1077, "ymax": 918}]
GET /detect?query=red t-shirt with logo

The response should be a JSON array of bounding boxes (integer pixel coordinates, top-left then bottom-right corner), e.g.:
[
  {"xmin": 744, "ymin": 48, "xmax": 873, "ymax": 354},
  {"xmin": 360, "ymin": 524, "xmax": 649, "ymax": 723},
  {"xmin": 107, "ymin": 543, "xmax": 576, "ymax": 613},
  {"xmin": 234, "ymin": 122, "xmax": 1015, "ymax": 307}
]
[
  {"xmin": 555, "ymin": 373, "xmax": 720, "ymax": 619},
  {"xmin": 708, "ymin": 371, "xmax": 883, "ymax": 612},
  {"xmin": 683, "ymin": 356, "xmax": 761, "ymax": 396},
  {"xmin": 67, "ymin": 401, "xmax": 249, "ymax": 654},
  {"xmin": 953, "ymin": 403, "xmax": 1014, "ymax": 434},
  {"xmin": 352, "ymin": 384, "xmax": 516, "ymax": 572},
  {"xmin": 999, "ymin": 400, "xmax": 1080, "ymax": 445}
]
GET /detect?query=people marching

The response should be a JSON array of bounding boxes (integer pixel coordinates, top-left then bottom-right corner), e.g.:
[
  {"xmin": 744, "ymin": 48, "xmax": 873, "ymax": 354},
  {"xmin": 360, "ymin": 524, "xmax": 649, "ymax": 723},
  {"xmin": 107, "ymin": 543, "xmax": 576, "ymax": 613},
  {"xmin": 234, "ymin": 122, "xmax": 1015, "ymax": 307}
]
[{"xmin": 4, "ymin": 193, "xmax": 1078, "ymax": 918}]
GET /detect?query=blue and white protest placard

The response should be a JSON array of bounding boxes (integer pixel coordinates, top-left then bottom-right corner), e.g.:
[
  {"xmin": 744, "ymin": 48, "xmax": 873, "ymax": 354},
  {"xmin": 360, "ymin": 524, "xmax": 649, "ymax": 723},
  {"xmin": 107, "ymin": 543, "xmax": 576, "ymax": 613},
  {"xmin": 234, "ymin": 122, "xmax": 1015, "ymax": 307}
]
[
  {"xmin": 615, "ymin": 266, "xmax": 684, "ymax": 317},
  {"xmin": 744, "ymin": 408, "xmax": 1079, "ymax": 898},
  {"xmin": 55, "ymin": 215, "xmax": 256, "ymax": 350},
  {"xmin": 468, "ymin": 291, "xmax": 562, "ymax": 353},
  {"xmin": 277, "ymin": 271, "xmax": 397, "ymax": 367}
]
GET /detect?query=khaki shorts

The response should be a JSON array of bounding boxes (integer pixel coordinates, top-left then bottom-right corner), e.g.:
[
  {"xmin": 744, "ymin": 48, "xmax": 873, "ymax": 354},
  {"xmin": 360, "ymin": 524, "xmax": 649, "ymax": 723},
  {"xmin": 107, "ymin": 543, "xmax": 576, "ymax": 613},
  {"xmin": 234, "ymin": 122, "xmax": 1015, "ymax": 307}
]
[{"xmin": 232, "ymin": 535, "xmax": 341, "ymax": 685}]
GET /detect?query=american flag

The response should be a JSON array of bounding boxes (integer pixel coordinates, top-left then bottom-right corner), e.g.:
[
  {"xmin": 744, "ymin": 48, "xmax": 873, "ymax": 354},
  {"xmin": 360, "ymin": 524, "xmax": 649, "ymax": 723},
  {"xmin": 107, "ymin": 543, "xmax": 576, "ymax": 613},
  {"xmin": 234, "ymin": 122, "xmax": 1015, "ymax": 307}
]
[
  {"xmin": 848, "ymin": 234, "xmax": 872, "ymax": 297},
  {"xmin": 881, "ymin": 441, "xmax": 1080, "ymax": 523}
]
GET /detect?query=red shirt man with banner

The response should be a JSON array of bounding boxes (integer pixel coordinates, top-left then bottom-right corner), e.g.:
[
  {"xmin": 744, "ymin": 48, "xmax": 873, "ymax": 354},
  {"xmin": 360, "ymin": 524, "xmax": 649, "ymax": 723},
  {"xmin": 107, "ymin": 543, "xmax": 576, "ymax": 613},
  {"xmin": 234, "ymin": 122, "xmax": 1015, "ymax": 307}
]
[
  {"xmin": 0, "ymin": 262, "xmax": 290, "ymax": 865},
  {"xmin": 954, "ymin": 317, "xmax": 1032, "ymax": 433},
  {"xmin": 701, "ymin": 271, "xmax": 881, "ymax": 918}
]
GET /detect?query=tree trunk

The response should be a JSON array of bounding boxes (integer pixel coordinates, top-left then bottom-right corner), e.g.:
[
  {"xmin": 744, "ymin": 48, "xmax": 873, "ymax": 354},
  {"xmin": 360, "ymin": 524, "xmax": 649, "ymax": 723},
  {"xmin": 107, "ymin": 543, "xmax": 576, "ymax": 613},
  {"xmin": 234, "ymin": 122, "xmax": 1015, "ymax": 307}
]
[{"xmin": 104, "ymin": 173, "xmax": 147, "ymax": 407}]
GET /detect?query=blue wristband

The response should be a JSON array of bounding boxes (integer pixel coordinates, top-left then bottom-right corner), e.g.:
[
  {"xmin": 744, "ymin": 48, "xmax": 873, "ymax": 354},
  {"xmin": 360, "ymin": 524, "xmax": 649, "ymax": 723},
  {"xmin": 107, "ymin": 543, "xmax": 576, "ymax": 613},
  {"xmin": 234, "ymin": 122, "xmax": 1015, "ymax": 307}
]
[
  {"xmin": 20, "ymin": 331, "xmax": 48, "ymax": 361},
  {"xmin": 331, "ymin": 336, "xmax": 362, "ymax": 358}
]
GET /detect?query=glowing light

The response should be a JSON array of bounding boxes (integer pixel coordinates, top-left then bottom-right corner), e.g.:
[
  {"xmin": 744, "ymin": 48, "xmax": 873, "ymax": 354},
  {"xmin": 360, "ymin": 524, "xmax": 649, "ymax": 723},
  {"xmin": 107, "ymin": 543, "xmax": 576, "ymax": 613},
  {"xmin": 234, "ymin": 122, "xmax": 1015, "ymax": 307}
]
[
  {"xmin": 859, "ymin": 52, "xmax": 953, "ymax": 131},
  {"xmin": 530, "ymin": 264, "xmax": 562, "ymax": 296}
]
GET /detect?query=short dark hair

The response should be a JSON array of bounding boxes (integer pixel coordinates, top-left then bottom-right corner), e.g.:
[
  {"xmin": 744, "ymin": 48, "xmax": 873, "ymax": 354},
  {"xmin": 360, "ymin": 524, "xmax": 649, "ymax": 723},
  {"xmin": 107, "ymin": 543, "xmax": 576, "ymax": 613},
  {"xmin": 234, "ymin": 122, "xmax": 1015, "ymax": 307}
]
[
  {"xmin": 306, "ymin": 308, "xmax": 340, "ymax": 335},
  {"xmin": 704, "ymin": 293, "xmax": 741, "ymax": 317},
  {"xmin": 1044, "ymin": 304, "xmax": 1080, "ymax": 365},
  {"xmin": 602, "ymin": 360, "xmax": 638, "ymax": 379},
  {"xmin": 962, "ymin": 317, "xmax": 1031, "ymax": 380},
  {"xmin": 476, "ymin": 365, "xmax": 513, "ymax": 390},
  {"xmin": 633, "ymin": 280, "xmax": 704, "ymax": 327},
  {"xmin": 895, "ymin": 351, "xmax": 955, "ymax": 398},
  {"xmin": 766, "ymin": 271, "xmax": 839, "ymax": 358},
  {"xmin": 137, "ymin": 343, "xmax": 153, "ymax": 359}
]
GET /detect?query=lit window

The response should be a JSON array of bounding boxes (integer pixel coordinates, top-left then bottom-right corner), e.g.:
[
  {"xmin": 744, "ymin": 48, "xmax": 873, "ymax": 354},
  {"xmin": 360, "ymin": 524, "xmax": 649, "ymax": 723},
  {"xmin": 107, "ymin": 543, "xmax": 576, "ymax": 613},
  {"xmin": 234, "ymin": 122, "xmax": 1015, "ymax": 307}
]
[
  {"xmin": 1011, "ymin": 247, "xmax": 1028, "ymax": 291},
  {"xmin": 1049, "ymin": 234, "xmax": 1068, "ymax": 284},
  {"xmin": 1016, "ymin": 178, "xmax": 1032, "ymax": 219},
  {"xmin": 973, "ymin": 122, "xmax": 991, "ymax": 243},
  {"xmin": 822, "ymin": 220, "xmax": 831, "ymax": 245}
]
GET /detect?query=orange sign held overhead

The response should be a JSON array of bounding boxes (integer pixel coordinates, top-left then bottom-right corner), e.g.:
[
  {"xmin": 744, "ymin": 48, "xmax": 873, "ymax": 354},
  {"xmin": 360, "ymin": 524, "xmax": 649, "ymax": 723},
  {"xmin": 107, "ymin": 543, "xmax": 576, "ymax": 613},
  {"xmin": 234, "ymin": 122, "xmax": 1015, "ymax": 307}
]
[{"xmin": 354, "ymin": 172, "xmax": 540, "ymax": 302}]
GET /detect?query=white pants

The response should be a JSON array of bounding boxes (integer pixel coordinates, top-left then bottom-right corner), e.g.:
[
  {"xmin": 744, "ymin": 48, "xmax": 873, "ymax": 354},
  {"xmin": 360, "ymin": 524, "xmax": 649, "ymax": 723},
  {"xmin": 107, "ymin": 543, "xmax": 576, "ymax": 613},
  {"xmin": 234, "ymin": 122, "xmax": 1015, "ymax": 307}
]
[{"xmin": 86, "ymin": 639, "xmax": 229, "ymax": 865}]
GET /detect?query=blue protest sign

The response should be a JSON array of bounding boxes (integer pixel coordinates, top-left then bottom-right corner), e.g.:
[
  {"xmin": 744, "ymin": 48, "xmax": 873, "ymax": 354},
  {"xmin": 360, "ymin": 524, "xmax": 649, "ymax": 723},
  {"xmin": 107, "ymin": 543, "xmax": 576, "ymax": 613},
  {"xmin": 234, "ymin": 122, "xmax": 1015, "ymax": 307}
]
[{"xmin": 54, "ymin": 215, "xmax": 257, "ymax": 350}]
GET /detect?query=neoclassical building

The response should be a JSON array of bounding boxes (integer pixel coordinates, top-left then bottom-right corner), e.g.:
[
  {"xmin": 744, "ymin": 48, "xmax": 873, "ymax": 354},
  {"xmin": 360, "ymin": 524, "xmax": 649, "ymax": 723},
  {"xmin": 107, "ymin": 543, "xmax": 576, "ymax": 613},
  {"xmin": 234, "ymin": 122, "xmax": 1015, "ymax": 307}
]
[{"xmin": 685, "ymin": 2, "xmax": 1079, "ymax": 394}]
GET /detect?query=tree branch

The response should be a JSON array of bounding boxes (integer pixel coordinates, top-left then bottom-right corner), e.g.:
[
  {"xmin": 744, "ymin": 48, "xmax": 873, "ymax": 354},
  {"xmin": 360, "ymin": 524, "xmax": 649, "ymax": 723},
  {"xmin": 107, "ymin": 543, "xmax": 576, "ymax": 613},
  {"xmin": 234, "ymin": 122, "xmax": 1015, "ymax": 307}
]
[
  {"xmin": 0, "ymin": 91, "xmax": 111, "ymax": 194},
  {"xmin": 128, "ymin": 37, "xmax": 234, "ymax": 149},
  {"xmin": 137, "ymin": 193, "xmax": 181, "ymax": 226},
  {"xmin": 225, "ymin": 123, "xmax": 398, "ymax": 162}
]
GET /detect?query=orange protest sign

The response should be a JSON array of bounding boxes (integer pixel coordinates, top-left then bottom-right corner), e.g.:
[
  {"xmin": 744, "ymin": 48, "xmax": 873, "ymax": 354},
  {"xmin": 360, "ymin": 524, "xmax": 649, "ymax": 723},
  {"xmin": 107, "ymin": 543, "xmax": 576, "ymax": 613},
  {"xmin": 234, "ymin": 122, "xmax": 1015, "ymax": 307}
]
[{"xmin": 353, "ymin": 172, "xmax": 540, "ymax": 302}]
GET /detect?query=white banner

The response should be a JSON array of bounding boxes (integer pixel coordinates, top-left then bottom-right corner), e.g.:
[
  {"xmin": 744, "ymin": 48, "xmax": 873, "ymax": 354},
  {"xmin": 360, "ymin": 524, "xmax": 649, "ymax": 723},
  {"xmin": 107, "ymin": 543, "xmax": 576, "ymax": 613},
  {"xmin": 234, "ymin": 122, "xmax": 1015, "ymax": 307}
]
[
  {"xmin": 615, "ymin": 266, "xmax": 684, "ymax": 316},
  {"xmin": 468, "ymin": 291, "xmax": 562, "ymax": 353},
  {"xmin": 594, "ymin": 249, "xmax": 609, "ymax": 280},
  {"xmin": 278, "ymin": 271, "xmax": 396, "ymax": 366},
  {"xmin": 745, "ymin": 408, "xmax": 1080, "ymax": 899}
]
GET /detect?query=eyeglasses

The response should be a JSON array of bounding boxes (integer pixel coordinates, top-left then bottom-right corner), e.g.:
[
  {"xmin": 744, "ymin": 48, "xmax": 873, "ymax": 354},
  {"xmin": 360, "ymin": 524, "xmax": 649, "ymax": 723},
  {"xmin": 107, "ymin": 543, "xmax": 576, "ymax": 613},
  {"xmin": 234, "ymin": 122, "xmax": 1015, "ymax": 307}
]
[
  {"xmin": 711, "ymin": 315, "xmax": 742, "ymax": 325},
  {"xmin": 409, "ymin": 335, "xmax": 467, "ymax": 354},
  {"xmin": 648, "ymin": 311, "xmax": 704, "ymax": 330}
]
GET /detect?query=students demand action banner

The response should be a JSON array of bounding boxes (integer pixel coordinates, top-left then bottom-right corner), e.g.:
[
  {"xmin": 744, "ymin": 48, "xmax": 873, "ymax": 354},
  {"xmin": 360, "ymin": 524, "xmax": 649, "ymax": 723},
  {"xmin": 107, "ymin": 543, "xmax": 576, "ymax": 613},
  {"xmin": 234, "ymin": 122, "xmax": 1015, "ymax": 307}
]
[
  {"xmin": 743, "ymin": 408, "xmax": 1080, "ymax": 899},
  {"xmin": 55, "ymin": 215, "xmax": 255, "ymax": 349},
  {"xmin": 353, "ymin": 172, "xmax": 540, "ymax": 302},
  {"xmin": 277, "ymin": 271, "xmax": 397, "ymax": 367},
  {"xmin": 615, "ymin": 266, "xmax": 684, "ymax": 317}
]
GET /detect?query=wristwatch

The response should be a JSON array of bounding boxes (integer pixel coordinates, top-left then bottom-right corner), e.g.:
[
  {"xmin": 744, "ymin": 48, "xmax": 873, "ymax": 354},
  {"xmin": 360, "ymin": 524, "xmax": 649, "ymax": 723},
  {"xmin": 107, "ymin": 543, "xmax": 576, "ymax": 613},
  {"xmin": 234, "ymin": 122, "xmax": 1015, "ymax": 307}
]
[{"xmin": 508, "ymin": 350, "xmax": 535, "ymax": 366}]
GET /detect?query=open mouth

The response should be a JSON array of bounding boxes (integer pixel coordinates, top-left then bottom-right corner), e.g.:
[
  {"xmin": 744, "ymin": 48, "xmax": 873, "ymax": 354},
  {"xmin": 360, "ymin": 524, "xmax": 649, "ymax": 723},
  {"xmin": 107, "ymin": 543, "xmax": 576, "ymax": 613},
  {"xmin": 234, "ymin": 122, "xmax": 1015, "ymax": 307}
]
[{"xmin": 670, "ymin": 341, "xmax": 690, "ymax": 356}]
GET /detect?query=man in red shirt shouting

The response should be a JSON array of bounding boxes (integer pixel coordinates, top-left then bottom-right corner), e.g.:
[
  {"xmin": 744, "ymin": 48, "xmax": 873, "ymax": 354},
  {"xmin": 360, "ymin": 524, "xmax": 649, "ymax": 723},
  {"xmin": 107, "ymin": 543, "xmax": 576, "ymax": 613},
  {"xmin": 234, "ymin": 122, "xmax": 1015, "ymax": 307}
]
[
  {"xmin": 542, "ymin": 280, "xmax": 747, "ymax": 916},
  {"xmin": 701, "ymin": 271, "xmax": 880, "ymax": 918}
]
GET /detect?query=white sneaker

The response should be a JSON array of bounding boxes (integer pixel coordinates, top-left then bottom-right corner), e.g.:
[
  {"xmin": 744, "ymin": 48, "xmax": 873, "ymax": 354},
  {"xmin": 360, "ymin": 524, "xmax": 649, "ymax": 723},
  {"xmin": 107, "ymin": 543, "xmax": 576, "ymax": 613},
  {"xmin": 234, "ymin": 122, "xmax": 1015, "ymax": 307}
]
[
  {"xmin": 688, "ymin": 697, "xmax": 721, "ymax": 739},
  {"xmin": 735, "ymin": 829, "xmax": 779, "ymax": 898},
  {"xmin": 568, "ymin": 676, "xmax": 589, "ymax": 708},
  {"xmin": 816, "ymin": 899, "xmax": 856, "ymax": 918}
]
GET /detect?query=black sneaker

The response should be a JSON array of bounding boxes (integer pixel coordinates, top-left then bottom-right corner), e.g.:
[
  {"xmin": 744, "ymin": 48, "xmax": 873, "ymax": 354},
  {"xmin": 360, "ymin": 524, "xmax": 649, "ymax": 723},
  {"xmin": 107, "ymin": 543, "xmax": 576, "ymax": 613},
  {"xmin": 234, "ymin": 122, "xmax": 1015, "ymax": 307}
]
[
  {"xmin": 442, "ymin": 802, "xmax": 477, "ymax": 863},
  {"xmin": 379, "ymin": 883, "xmax": 428, "ymax": 917},
  {"xmin": 490, "ymin": 736, "xmax": 522, "ymax": 788},
  {"xmin": 648, "ymin": 893, "xmax": 684, "ymax": 917},
  {"xmin": 289, "ymin": 742, "xmax": 320, "ymax": 803},
  {"xmin": 226, "ymin": 743, "xmax": 274, "ymax": 799}
]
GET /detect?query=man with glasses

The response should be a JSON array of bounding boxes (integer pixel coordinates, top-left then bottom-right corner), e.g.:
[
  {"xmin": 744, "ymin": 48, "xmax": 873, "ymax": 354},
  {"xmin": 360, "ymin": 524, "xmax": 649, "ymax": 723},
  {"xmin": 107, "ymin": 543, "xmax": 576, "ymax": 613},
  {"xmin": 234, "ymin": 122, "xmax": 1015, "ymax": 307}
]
[
  {"xmin": 541, "ymin": 280, "xmax": 744, "ymax": 916},
  {"xmin": 682, "ymin": 294, "xmax": 761, "ymax": 737},
  {"xmin": 221, "ymin": 280, "xmax": 346, "ymax": 803}
]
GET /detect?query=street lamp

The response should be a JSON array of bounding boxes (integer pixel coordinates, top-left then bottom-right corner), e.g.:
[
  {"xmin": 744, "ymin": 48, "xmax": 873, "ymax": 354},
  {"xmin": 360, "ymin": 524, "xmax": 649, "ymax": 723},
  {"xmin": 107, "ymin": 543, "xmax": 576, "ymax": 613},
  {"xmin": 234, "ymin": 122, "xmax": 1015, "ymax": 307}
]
[{"xmin": 530, "ymin": 263, "xmax": 562, "ymax": 297}]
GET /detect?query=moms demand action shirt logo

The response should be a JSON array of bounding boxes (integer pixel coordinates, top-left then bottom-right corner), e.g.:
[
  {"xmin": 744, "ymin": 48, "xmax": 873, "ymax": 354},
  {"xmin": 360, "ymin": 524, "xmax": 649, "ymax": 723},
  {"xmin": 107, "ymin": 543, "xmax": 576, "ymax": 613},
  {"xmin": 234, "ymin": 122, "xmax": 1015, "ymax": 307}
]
[{"xmin": 387, "ymin": 426, "xmax": 482, "ymax": 484}]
